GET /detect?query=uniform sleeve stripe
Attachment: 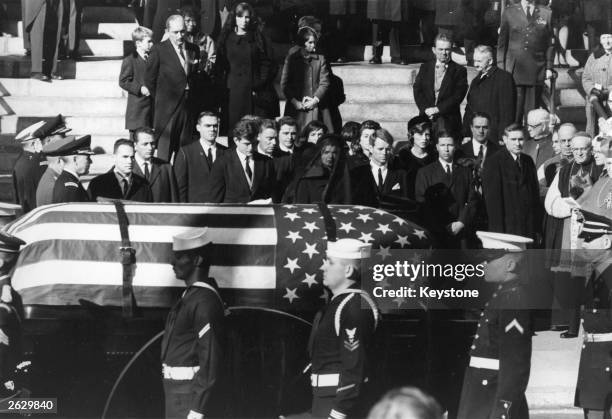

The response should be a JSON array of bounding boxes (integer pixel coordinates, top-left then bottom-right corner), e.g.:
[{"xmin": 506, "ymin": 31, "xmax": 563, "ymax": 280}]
[
  {"xmin": 330, "ymin": 409, "xmax": 346, "ymax": 419},
  {"xmin": 336, "ymin": 383, "xmax": 355, "ymax": 393},
  {"xmin": 198, "ymin": 323, "xmax": 210, "ymax": 339}
]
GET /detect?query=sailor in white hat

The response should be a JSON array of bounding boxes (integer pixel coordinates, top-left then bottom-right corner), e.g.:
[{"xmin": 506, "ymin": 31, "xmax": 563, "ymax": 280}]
[
  {"xmin": 301, "ymin": 238, "xmax": 379, "ymax": 419},
  {"xmin": 12, "ymin": 120, "xmax": 48, "ymax": 213},
  {"xmin": 161, "ymin": 228, "xmax": 225, "ymax": 419},
  {"xmin": 457, "ymin": 231, "xmax": 533, "ymax": 419}
]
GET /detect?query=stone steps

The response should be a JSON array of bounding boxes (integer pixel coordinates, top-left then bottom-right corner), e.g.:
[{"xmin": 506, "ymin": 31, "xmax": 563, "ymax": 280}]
[
  {"xmin": 0, "ymin": 114, "xmax": 125, "ymax": 136},
  {"xmin": 0, "ymin": 78, "xmax": 124, "ymax": 97}
]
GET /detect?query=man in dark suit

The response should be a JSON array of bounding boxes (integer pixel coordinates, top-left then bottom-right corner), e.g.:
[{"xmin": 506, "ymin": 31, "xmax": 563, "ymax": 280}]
[
  {"xmin": 145, "ymin": 14, "xmax": 200, "ymax": 162},
  {"xmin": 51, "ymin": 135, "xmax": 93, "ymax": 204},
  {"xmin": 413, "ymin": 33, "xmax": 468, "ymax": 140},
  {"xmin": 24, "ymin": 0, "xmax": 64, "ymax": 80},
  {"xmin": 133, "ymin": 127, "xmax": 178, "ymax": 202},
  {"xmin": 120, "ymin": 26, "xmax": 154, "ymax": 136},
  {"xmin": 88, "ymin": 139, "xmax": 152, "ymax": 202},
  {"xmin": 209, "ymin": 119, "xmax": 276, "ymax": 203},
  {"xmin": 482, "ymin": 123, "xmax": 543, "ymax": 242},
  {"xmin": 174, "ymin": 112, "xmax": 227, "ymax": 203},
  {"xmin": 497, "ymin": 0, "xmax": 554, "ymax": 122},
  {"xmin": 457, "ymin": 112, "xmax": 501, "ymax": 164},
  {"xmin": 462, "ymin": 45, "xmax": 516, "ymax": 142},
  {"xmin": 415, "ymin": 130, "xmax": 477, "ymax": 248}
]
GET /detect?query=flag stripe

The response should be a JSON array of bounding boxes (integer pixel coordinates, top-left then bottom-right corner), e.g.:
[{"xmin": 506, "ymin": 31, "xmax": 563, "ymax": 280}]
[
  {"xmin": 18, "ymin": 240, "xmax": 275, "ymax": 267},
  {"xmin": 14, "ymin": 224, "xmax": 277, "ymax": 246}
]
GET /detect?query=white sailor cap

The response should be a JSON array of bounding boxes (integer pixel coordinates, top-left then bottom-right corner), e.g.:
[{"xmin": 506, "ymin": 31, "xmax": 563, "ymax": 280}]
[
  {"xmin": 15, "ymin": 121, "xmax": 46, "ymax": 143},
  {"xmin": 0, "ymin": 203, "xmax": 22, "ymax": 218},
  {"xmin": 327, "ymin": 238, "xmax": 372, "ymax": 259},
  {"xmin": 172, "ymin": 227, "xmax": 211, "ymax": 251},
  {"xmin": 476, "ymin": 231, "xmax": 533, "ymax": 251}
]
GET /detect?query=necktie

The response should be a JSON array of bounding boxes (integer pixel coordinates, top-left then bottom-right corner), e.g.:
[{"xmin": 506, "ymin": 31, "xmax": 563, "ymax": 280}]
[
  {"xmin": 144, "ymin": 162, "xmax": 150, "ymax": 180},
  {"xmin": 122, "ymin": 178, "xmax": 129, "ymax": 197},
  {"xmin": 178, "ymin": 45, "xmax": 185, "ymax": 61},
  {"xmin": 516, "ymin": 155, "xmax": 522, "ymax": 171},
  {"xmin": 377, "ymin": 168, "xmax": 384, "ymax": 192},
  {"xmin": 143, "ymin": 52, "xmax": 149, "ymax": 61},
  {"xmin": 207, "ymin": 147, "xmax": 213, "ymax": 166},
  {"xmin": 245, "ymin": 156, "xmax": 253, "ymax": 182},
  {"xmin": 477, "ymin": 145, "xmax": 484, "ymax": 160},
  {"xmin": 445, "ymin": 164, "xmax": 452, "ymax": 180},
  {"xmin": 527, "ymin": 6, "xmax": 533, "ymax": 20}
]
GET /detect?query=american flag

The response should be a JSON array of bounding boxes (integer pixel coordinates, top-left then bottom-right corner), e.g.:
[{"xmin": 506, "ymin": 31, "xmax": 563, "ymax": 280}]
[{"xmin": 5, "ymin": 203, "xmax": 431, "ymax": 314}]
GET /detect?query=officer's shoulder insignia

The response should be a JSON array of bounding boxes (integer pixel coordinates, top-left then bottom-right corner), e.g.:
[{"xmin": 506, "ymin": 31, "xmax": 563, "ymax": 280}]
[
  {"xmin": 64, "ymin": 182, "xmax": 79, "ymax": 188},
  {"xmin": 505, "ymin": 318, "xmax": 524, "ymax": 334},
  {"xmin": 344, "ymin": 327, "xmax": 359, "ymax": 352}
]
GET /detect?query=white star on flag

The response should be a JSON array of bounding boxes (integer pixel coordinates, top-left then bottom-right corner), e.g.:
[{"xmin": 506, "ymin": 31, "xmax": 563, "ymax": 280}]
[
  {"xmin": 302, "ymin": 208, "xmax": 317, "ymax": 214},
  {"xmin": 303, "ymin": 242, "xmax": 319, "ymax": 259},
  {"xmin": 359, "ymin": 232, "xmax": 374, "ymax": 243},
  {"xmin": 337, "ymin": 208, "xmax": 353, "ymax": 214},
  {"xmin": 377, "ymin": 246, "xmax": 391, "ymax": 260},
  {"xmin": 283, "ymin": 205, "xmax": 297, "ymax": 209},
  {"xmin": 284, "ymin": 258, "xmax": 300, "ymax": 274},
  {"xmin": 354, "ymin": 206, "xmax": 367, "ymax": 210},
  {"xmin": 374, "ymin": 209, "xmax": 387, "ymax": 216},
  {"xmin": 283, "ymin": 288, "xmax": 299, "ymax": 303},
  {"xmin": 376, "ymin": 223, "xmax": 392, "ymax": 234},
  {"xmin": 356, "ymin": 213, "xmax": 373, "ymax": 223},
  {"xmin": 339, "ymin": 222, "xmax": 355, "ymax": 233},
  {"xmin": 302, "ymin": 273, "xmax": 318, "ymax": 288},
  {"xmin": 395, "ymin": 235, "xmax": 410, "ymax": 248},
  {"xmin": 413, "ymin": 229, "xmax": 427, "ymax": 239},
  {"xmin": 392, "ymin": 217, "xmax": 406, "ymax": 225},
  {"xmin": 286, "ymin": 231, "xmax": 302, "ymax": 243},
  {"xmin": 285, "ymin": 212, "xmax": 300, "ymax": 222},
  {"xmin": 303, "ymin": 222, "xmax": 319, "ymax": 232}
]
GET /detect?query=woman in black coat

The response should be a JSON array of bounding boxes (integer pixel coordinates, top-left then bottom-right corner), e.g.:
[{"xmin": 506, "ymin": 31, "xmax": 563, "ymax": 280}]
[
  {"xmin": 281, "ymin": 26, "xmax": 332, "ymax": 132},
  {"xmin": 216, "ymin": 2, "xmax": 279, "ymax": 133}
]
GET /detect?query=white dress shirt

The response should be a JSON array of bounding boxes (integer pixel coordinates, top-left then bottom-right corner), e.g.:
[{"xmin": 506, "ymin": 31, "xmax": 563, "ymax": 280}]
[
  {"xmin": 370, "ymin": 161, "xmax": 388, "ymax": 187},
  {"xmin": 200, "ymin": 139, "xmax": 218, "ymax": 163},
  {"xmin": 439, "ymin": 158, "xmax": 453, "ymax": 174}
]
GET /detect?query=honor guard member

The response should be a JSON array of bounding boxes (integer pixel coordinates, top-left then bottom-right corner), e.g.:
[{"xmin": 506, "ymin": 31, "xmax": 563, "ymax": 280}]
[
  {"xmin": 574, "ymin": 211, "xmax": 612, "ymax": 418},
  {"xmin": 48, "ymin": 135, "xmax": 94, "ymax": 204},
  {"xmin": 12, "ymin": 121, "xmax": 47, "ymax": 213},
  {"xmin": 162, "ymin": 228, "xmax": 226, "ymax": 419},
  {"xmin": 0, "ymin": 232, "xmax": 29, "ymax": 402},
  {"xmin": 307, "ymin": 238, "xmax": 379, "ymax": 419},
  {"xmin": 457, "ymin": 231, "xmax": 534, "ymax": 419}
]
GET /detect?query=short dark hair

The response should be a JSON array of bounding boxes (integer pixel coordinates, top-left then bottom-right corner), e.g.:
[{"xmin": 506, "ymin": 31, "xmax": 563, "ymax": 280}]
[
  {"xmin": 114, "ymin": 138, "xmax": 134, "ymax": 153},
  {"xmin": 360, "ymin": 120, "xmax": 380, "ymax": 134},
  {"xmin": 133, "ymin": 127, "xmax": 155, "ymax": 144},
  {"xmin": 371, "ymin": 128, "xmax": 394, "ymax": 147},
  {"xmin": 340, "ymin": 121, "xmax": 361, "ymax": 144},
  {"xmin": 434, "ymin": 130, "xmax": 454, "ymax": 144},
  {"xmin": 300, "ymin": 120, "xmax": 328, "ymax": 140},
  {"xmin": 434, "ymin": 33, "xmax": 453, "ymax": 46},
  {"xmin": 471, "ymin": 112, "xmax": 491, "ymax": 126},
  {"xmin": 503, "ymin": 123, "xmax": 526, "ymax": 137},
  {"xmin": 233, "ymin": 119, "xmax": 259, "ymax": 142},
  {"xmin": 297, "ymin": 26, "xmax": 318, "ymax": 47},
  {"xmin": 197, "ymin": 111, "xmax": 219, "ymax": 124},
  {"xmin": 258, "ymin": 119, "xmax": 278, "ymax": 133},
  {"xmin": 278, "ymin": 116, "xmax": 298, "ymax": 129},
  {"xmin": 317, "ymin": 133, "xmax": 344, "ymax": 149}
]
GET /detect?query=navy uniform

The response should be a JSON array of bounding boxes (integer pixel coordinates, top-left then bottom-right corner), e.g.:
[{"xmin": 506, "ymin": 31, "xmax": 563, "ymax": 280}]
[
  {"xmin": 12, "ymin": 121, "xmax": 47, "ymax": 213},
  {"xmin": 497, "ymin": 2, "xmax": 554, "ymax": 122},
  {"xmin": 46, "ymin": 135, "xmax": 93, "ymax": 204},
  {"xmin": 35, "ymin": 115, "xmax": 72, "ymax": 208},
  {"xmin": 161, "ymin": 228, "xmax": 225, "ymax": 419},
  {"xmin": 308, "ymin": 239, "xmax": 379, "ymax": 419},
  {"xmin": 457, "ymin": 231, "xmax": 534, "ymax": 419},
  {"xmin": 573, "ymin": 211, "xmax": 612, "ymax": 417}
]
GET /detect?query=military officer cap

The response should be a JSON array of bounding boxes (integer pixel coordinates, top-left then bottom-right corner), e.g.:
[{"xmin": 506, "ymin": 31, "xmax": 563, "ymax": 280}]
[
  {"xmin": 578, "ymin": 210, "xmax": 612, "ymax": 242},
  {"xmin": 14, "ymin": 120, "xmax": 46, "ymax": 143},
  {"xmin": 32, "ymin": 114, "xmax": 71, "ymax": 139},
  {"xmin": 476, "ymin": 231, "xmax": 533, "ymax": 261},
  {"xmin": 327, "ymin": 238, "xmax": 372, "ymax": 260},
  {"xmin": 0, "ymin": 231, "xmax": 25, "ymax": 254},
  {"xmin": 0, "ymin": 203, "xmax": 22, "ymax": 218},
  {"xmin": 173, "ymin": 227, "xmax": 212, "ymax": 251},
  {"xmin": 408, "ymin": 115, "xmax": 431, "ymax": 131},
  {"xmin": 43, "ymin": 135, "xmax": 94, "ymax": 156}
]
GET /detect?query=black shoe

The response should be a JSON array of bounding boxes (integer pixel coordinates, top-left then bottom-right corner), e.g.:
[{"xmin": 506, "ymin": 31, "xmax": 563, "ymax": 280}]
[
  {"xmin": 391, "ymin": 58, "xmax": 408, "ymax": 65},
  {"xmin": 560, "ymin": 331, "xmax": 578, "ymax": 338},
  {"xmin": 336, "ymin": 57, "xmax": 347, "ymax": 64},
  {"xmin": 51, "ymin": 73, "xmax": 63, "ymax": 80},
  {"xmin": 550, "ymin": 325, "xmax": 569, "ymax": 332},
  {"xmin": 369, "ymin": 56, "xmax": 382, "ymax": 64},
  {"xmin": 30, "ymin": 72, "xmax": 50, "ymax": 82}
]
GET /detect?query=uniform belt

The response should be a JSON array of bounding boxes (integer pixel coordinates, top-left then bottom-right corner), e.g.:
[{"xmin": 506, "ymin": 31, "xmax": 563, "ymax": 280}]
[
  {"xmin": 311, "ymin": 373, "xmax": 340, "ymax": 387},
  {"xmin": 584, "ymin": 332, "xmax": 612, "ymax": 343},
  {"xmin": 469, "ymin": 356, "xmax": 500, "ymax": 370},
  {"xmin": 162, "ymin": 364, "xmax": 200, "ymax": 380}
]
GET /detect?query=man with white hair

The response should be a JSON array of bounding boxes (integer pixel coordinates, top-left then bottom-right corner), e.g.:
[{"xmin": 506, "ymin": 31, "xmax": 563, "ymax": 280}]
[
  {"xmin": 524, "ymin": 108, "xmax": 556, "ymax": 169},
  {"xmin": 538, "ymin": 123, "xmax": 576, "ymax": 192},
  {"xmin": 462, "ymin": 45, "xmax": 516, "ymax": 143},
  {"xmin": 300, "ymin": 238, "xmax": 379, "ymax": 419}
]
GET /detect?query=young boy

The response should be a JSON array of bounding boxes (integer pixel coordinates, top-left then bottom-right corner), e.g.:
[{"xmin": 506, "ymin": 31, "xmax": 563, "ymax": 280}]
[{"xmin": 119, "ymin": 26, "xmax": 153, "ymax": 137}]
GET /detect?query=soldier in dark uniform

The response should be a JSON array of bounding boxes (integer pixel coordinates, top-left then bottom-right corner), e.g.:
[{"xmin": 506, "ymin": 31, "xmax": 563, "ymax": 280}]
[
  {"xmin": 162, "ymin": 227, "xmax": 225, "ymax": 419},
  {"xmin": 457, "ymin": 231, "xmax": 534, "ymax": 419},
  {"xmin": 497, "ymin": 0, "xmax": 554, "ymax": 123},
  {"xmin": 288, "ymin": 238, "xmax": 379, "ymax": 419},
  {"xmin": 12, "ymin": 121, "xmax": 48, "ymax": 214},
  {"xmin": 49, "ymin": 135, "xmax": 93, "ymax": 204},
  {"xmin": 573, "ymin": 211, "xmax": 612, "ymax": 418},
  {"xmin": 0, "ymin": 232, "xmax": 29, "ymax": 405}
]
